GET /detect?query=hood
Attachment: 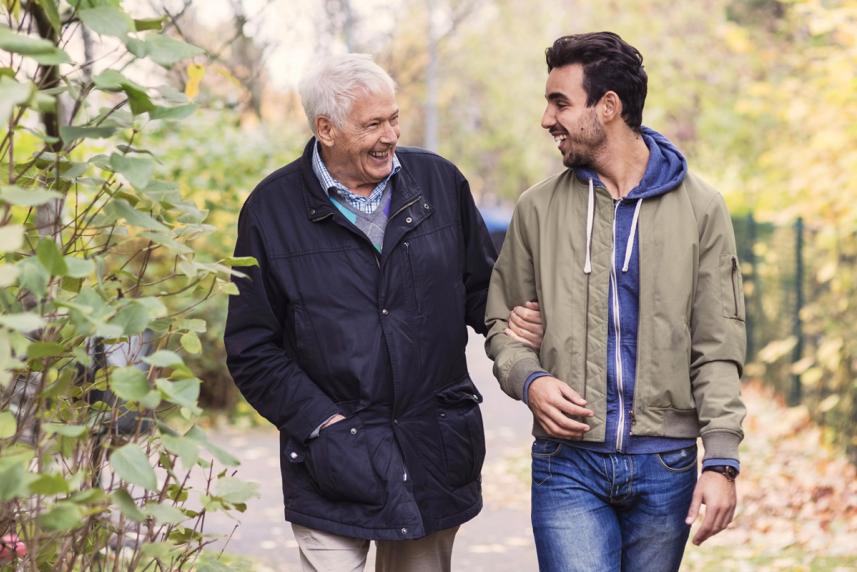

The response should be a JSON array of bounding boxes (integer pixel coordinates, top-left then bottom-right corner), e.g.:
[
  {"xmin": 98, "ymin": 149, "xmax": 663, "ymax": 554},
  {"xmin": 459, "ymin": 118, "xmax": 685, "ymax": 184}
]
[
  {"xmin": 575, "ymin": 126, "xmax": 687, "ymax": 199},
  {"xmin": 576, "ymin": 127, "xmax": 687, "ymax": 276}
]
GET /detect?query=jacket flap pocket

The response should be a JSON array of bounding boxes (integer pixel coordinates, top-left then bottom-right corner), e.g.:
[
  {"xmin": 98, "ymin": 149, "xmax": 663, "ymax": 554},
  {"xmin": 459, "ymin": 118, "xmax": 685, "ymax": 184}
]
[{"xmin": 437, "ymin": 377, "xmax": 483, "ymax": 405}]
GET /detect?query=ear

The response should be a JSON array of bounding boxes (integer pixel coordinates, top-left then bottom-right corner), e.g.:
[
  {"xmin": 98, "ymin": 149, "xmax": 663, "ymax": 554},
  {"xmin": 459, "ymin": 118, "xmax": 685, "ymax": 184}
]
[
  {"xmin": 600, "ymin": 91, "xmax": 622, "ymax": 123},
  {"xmin": 315, "ymin": 116, "xmax": 336, "ymax": 147}
]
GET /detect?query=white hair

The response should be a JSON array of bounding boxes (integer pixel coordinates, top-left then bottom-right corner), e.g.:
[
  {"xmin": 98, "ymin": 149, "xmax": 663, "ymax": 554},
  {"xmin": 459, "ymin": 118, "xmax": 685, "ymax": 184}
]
[{"xmin": 298, "ymin": 53, "xmax": 397, "ymax": 136}]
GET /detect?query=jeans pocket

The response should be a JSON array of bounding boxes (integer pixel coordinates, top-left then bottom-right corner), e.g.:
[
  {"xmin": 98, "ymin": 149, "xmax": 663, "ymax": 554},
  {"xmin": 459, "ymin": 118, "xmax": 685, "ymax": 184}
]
[
  {"xmin": 531, "ymin": 439, "xmax": 562, "ymax": 486},
  {"xmin": 656, "ymin": 445, "xmax": 698, "ymax": 473}
]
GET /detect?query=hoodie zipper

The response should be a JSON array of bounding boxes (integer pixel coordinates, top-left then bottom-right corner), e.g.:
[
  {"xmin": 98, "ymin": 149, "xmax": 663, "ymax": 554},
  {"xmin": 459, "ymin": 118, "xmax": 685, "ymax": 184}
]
[{"xmin": 610, "ymin": 200, "xmax": 626, "ymax": 452}]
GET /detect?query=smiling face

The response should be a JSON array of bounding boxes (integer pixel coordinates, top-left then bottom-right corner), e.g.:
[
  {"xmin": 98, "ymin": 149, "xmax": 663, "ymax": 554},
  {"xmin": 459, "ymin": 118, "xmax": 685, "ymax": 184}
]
[
  {"xmin": 317, "ymin": 87, "xmax": 400, "ymax": 195},
  {"xmin": 541, "ymin": 63, "xmax": 607, "ymax": 169}
]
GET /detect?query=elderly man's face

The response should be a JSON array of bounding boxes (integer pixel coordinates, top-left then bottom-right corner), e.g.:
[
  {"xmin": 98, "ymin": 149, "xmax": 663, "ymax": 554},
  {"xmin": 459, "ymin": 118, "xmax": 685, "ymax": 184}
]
[{"xmin": 322, "ymin": 87, "xmax": 400, "ymax": 195}]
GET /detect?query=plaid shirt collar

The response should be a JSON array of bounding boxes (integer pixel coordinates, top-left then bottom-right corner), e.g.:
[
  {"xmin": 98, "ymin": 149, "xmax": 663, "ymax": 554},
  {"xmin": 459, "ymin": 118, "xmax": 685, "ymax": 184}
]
[{"xmin": 311, "ymin": 141, "xmax": 401, "ymax": 214}]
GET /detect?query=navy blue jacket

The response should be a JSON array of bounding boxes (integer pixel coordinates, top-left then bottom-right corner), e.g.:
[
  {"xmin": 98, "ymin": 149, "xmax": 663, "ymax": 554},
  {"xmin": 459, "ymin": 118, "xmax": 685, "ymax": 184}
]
[{"xmin": 224, "ymin": 139, "xmax": 497, "ymax": 540}]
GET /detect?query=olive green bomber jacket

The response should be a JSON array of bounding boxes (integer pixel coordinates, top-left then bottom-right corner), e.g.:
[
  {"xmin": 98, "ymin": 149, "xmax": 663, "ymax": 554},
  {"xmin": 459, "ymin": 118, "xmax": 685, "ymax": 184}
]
[{"xmin": 485, "ymin": 169, "xmax": 747, "ymax": 461}]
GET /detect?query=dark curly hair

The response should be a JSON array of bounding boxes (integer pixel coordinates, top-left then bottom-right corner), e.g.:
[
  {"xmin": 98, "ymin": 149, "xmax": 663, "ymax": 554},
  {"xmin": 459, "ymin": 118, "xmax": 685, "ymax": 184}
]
[{"xmin": 546, "ymin": 32, "xmax": 647, "ymax": 131}]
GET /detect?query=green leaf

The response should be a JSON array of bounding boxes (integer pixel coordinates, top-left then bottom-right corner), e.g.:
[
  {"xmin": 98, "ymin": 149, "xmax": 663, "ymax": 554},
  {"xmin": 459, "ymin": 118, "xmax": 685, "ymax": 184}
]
[
  {"xmin": 161, "ymin": 434, "xmax": 199, "ymax": 469},
  {"xmin": 110, "ymin": 366, "xmax": 150, "ymax": 401},
  {"xmin": 0, "ymin": 463, "xmax": 30, "ymax": 500},
  {"xmin": 93, "ymin": 71, "xmax": 154, "ymax": 115},
  {"xmin": 109, "ymin": 153, "xmax": 155, "ymax": 189},
  {"xmin": 37, "ymin": 238, "xmax": 68, "ymax": 276},
  {"xmin": 0, "ymin": 223, "xmax": 24, "ymax": 252},
  {"xmin": 144, "ymin": 350, "xmax": 183, "ymax": 368},
  {"xmin": 179, "ymin": 332, "xmax": 201, "ymax": 354},
  {"xmin": 112, "ymin": 301, "xmax": 152, "ymax": 335},
  {"xmin": 0, "ymin": 312, "xmax": 45, "ymax": 332},
  {"xmin": 143, "ymin": 502, "xmax": 186, "ymax": 525},
  {"xmin": 29, "ymin": 472, "xmax": 70, "ymax": 495},
  {"xmin": 38, "ymin": 501, "xmax": 83, "ymax": 531},
  {"xmin": 0, "ymin": 185, "xmax": 61, "ymax": 206},
  {"xmin": 111, "ymin": 443, "xmax": 158, "ymax": 491},
  {"xmin": 112, "ymin": 488, "xmax": 146, "ymax": 522},
  {"xmin": 0, "ymin": 76, "xmax": 32, "ymax": 122},
  {"xmin": 139, "ymin": 390, "xmax": 161, "ymax": 409},
  {"xmin": 0, "ymin": 411, "xmax": 16, "ymax": 438},
  {"xmin": 0, "ymin": 263, "xmax": 19, "ymax": 287},
  {"xmin": 79, "ymin": 6, "xmax": 135, "ymax": 38},
  {"xmin": 35, "ymin": 0, "xmax": 62, "ymax": 33},
  {"xmin": 156, "ymin": 378, "xmax": 200, "ymax": 411},
  {"xmin": 16, "ymin": 258, "xmax": 48, "ymax": 297},
  {"xmin": 27, "ymin": 341, "xmax": 64, "ymax": 359},
  {"xmin": 43, "ymin": 423, "xmax": 87, "ymax": 437},
  {"xmin": 180, "ymin": 319, "xmax": 206, "ymax": 333},
  {"xmin": 63, "ymin": 256, "xmax": 95, "ymax": 279},
  {"xmin": 106, "ymin": 198, "xmax": 167, "ymax": 231},
  {"xmin": 214, "ymin": 476, "xmax": 259, "ymax": 504},
  {"xmin": 134, "ymin": 17, "xmax": 164, "ymax": 32},
  {"xmin": 143, "ymin": 34, "xmax": 204, "ymax": 66},
  {"xmin": 0, "ymin": 25, "xmax": 71, "ymax": 64},
  {"xmin": 187, "ymin": 427, "xmax": 239, "ymax": 467},
  {"xmin": 222, "ymin": 256, "xmax": 258, "ymax": 267},
  {"xmin": 149, "ymin": 103, "xmax": 197, "ymax": 121},
  {"xmin": 59, "ymin": 125, "xmax": 116, "ymax": 143}
]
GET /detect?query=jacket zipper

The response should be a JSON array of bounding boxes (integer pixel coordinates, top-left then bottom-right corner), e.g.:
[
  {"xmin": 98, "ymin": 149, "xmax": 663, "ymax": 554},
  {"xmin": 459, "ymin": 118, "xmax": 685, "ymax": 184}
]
[
  {"xmin": 610, "ymin": 200, "xmax": 626, "ymax": 452},
  {"xmin": 389, "ymin": 195, "xmax": 422, "ymax": 221},
  {"xmin": 731, "ymin": 256, "xmax": 739, "ymax": 317}
]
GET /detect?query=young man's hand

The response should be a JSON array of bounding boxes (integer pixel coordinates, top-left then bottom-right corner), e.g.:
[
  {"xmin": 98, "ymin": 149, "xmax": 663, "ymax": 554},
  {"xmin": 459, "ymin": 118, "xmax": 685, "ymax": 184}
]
[
  {"xmin": 506, "ymin": 301, "xmax": 544, "ymax": 351},
  {"xmin": 685, "ymin": 471, "xmax": 737, "ymax": 545},
  {"xmin": 527, "ymin": 376, "xmax": 593, "ymax": 439}
]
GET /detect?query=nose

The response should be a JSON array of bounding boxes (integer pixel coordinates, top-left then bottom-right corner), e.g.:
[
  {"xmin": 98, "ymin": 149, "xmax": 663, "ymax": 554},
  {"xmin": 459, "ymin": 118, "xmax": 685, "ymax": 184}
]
[
  {"xmin": 541, "ymin": 105, "xmax": 555, "ymax": 130},
  {"xmin": 381, "ymin": 122, "xmax": 399, "ymax": 144}
]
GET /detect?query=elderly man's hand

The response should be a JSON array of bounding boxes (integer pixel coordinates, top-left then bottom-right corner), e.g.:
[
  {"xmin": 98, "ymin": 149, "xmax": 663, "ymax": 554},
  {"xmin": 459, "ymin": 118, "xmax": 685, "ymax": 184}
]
[
  {"xmin": 506, "ymin": 301, "xmax": 545, "ymax": 351},
  {"xmin": 527, "ymin": 376, "xmax": 593, "ymax": 439}
]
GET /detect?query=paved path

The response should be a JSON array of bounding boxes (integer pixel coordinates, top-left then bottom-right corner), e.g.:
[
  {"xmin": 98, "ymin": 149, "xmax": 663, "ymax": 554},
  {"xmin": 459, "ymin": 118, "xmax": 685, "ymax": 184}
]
[{"xmin": 204, "ymin": 331, "xmax": 538, "ymax": 571}]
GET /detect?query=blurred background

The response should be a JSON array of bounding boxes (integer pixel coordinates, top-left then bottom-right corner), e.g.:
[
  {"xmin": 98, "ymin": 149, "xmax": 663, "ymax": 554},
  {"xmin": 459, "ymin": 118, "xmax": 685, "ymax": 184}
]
[{"xmin": 144, "ymin": 1, "xmax": 856, "ymax": 569}]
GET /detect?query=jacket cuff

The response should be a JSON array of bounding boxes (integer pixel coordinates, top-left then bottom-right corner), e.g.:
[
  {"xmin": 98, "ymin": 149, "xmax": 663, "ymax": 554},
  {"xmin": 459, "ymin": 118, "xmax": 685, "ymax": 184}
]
[
  {"xmin": 701, "ymin": 430, "xmax": 742, "ymax": 461},
  {"xmin": 507, "ymin": 356, "xmax": 544, "ymax": 401}
]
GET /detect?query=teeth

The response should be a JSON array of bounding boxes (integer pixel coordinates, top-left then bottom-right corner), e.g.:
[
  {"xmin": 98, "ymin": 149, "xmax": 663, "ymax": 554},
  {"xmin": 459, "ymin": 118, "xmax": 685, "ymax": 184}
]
[{"xmin": 553, "ymin": 134, "xmax": 567, "ymax": 143}]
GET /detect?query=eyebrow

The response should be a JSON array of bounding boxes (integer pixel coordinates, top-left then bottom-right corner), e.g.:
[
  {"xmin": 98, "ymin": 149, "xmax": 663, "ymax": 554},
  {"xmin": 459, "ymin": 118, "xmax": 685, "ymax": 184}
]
[
  {"xmin": 364, "ymin": 109, "xmax": 399, "ymax": 124},
  {"xmin": 545, "ymin": 92, "xmax": 568, "ymax": 102}
]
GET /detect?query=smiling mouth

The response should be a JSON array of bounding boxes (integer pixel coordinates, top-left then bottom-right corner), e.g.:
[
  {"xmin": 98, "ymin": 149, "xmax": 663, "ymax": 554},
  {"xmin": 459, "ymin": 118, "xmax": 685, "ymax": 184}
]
[
  {"xmin": 551, "ymin": 132, "xmax": 568, "ymax": 148},
  {"xmin": 369, "ymin": 149, "xmax": 392, "ymax": 160}
]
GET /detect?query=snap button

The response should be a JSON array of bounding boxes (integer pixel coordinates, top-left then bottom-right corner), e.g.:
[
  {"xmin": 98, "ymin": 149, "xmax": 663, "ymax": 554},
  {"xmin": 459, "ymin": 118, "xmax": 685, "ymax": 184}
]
[
  {"xmin": 381, "ymin": 308, "xmax": 389, "ymax": 316},
  {"xmin": 289, "ymin": 452, "xmax": 298, "ymax": 459},
  {"xmin": 401, "ymin": 528, "xmax": 408, "ymax": 535},
  {"xmin": 423, "ymin": 203, "xmax": 430, "ymax": 210},
  {"xmin": 403, "ymin": 241, "xmax": 409, "ymax": 247},
  {"xmin": 309, "ymin": 208, "xmax": 316, "ymax": 215},
  {"xmin": 350, "ymin": 427, "xmax": 357, "ymax": 435},
  {"xmin": 405, "ymin": 216, "xmax": 413, "ymax": 224},
  {"xmin": 393, "ymin": 418, "xmax": 398, "ymax": 424}
]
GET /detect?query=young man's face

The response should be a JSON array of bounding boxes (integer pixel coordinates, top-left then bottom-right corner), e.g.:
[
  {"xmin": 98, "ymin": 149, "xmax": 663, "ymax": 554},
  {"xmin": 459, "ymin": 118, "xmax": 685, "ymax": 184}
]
[
  {"xmin": 323, "ymin": 87, "xmax": 400, "ymax": 193},
  {"xmin": 541, "ymin": 63, "xmax": 606, "ymax": 169}
]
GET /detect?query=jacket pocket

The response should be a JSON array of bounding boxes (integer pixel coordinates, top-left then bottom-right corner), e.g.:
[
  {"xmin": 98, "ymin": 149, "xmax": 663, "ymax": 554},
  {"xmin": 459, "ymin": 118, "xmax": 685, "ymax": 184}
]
[
  {"xmin": 719, "ymin": 254, "xmax": 746, "ymax": 321},
  {"xmin": 303, "ymin": 418, "xmax": 386, "ymax": 505},
  {"xmin": 436, "ymin": 377, "xmax": 486, "ymax": 489}
]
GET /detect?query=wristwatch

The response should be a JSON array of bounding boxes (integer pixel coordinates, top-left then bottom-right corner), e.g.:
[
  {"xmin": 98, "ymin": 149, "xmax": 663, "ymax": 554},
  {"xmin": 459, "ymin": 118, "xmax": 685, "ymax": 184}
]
[{"xmin": 703, "ymin": 465, "xmax": 739, "ymax": 482}]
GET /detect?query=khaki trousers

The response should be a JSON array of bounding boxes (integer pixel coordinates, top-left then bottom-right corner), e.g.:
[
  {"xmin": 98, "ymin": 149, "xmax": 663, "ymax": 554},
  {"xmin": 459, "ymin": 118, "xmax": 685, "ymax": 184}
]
[{"xmin": 291, "ymin": 523, "xmax": 459, "ymax": 572}]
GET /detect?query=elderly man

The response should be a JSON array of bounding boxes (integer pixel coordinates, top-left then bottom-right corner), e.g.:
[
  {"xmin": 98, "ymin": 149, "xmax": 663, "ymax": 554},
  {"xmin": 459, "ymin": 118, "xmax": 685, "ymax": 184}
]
[
  {"xmin": 224, "ymin": 54, "xmax": 539, "ymax": 572},
  {"xmin": 486, "ymin": 32, "xmax": 747, "ymax": 571}
]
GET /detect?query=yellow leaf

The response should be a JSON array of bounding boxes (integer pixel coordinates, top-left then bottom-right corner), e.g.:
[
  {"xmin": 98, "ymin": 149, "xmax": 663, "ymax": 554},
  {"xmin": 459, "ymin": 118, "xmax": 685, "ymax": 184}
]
[{"xmin": 185, "ymin": 64, "xmax": 205, "ymax": 100}]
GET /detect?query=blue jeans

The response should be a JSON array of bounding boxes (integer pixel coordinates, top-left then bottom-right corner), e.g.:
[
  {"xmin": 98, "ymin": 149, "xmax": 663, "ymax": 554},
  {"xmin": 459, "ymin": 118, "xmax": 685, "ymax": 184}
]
[{"xmin": 530, "ymin": 440, "xmax": 697, "ymax": 572}]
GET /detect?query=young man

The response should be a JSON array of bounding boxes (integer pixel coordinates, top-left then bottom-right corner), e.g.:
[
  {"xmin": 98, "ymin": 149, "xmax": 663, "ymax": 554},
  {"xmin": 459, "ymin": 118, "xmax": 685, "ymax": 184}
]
[
  {"xmin": 486, "ymin": 33, "xmax": 747, "ymax": 571},
  {"xmin": 225, "ymin": 54, "xmax": 538, "ymax": 572}
]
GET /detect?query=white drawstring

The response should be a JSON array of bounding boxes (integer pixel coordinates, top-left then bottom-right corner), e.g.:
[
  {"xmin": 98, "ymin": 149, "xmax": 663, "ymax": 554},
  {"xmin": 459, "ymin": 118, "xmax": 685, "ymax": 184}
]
[
  {"xmin": 622, "ymin": 198, "xmax": 643, "ymax": 272},
  {"xmin": 584, "ymin": 178, "xmax": 594, "ymax": 274}
]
